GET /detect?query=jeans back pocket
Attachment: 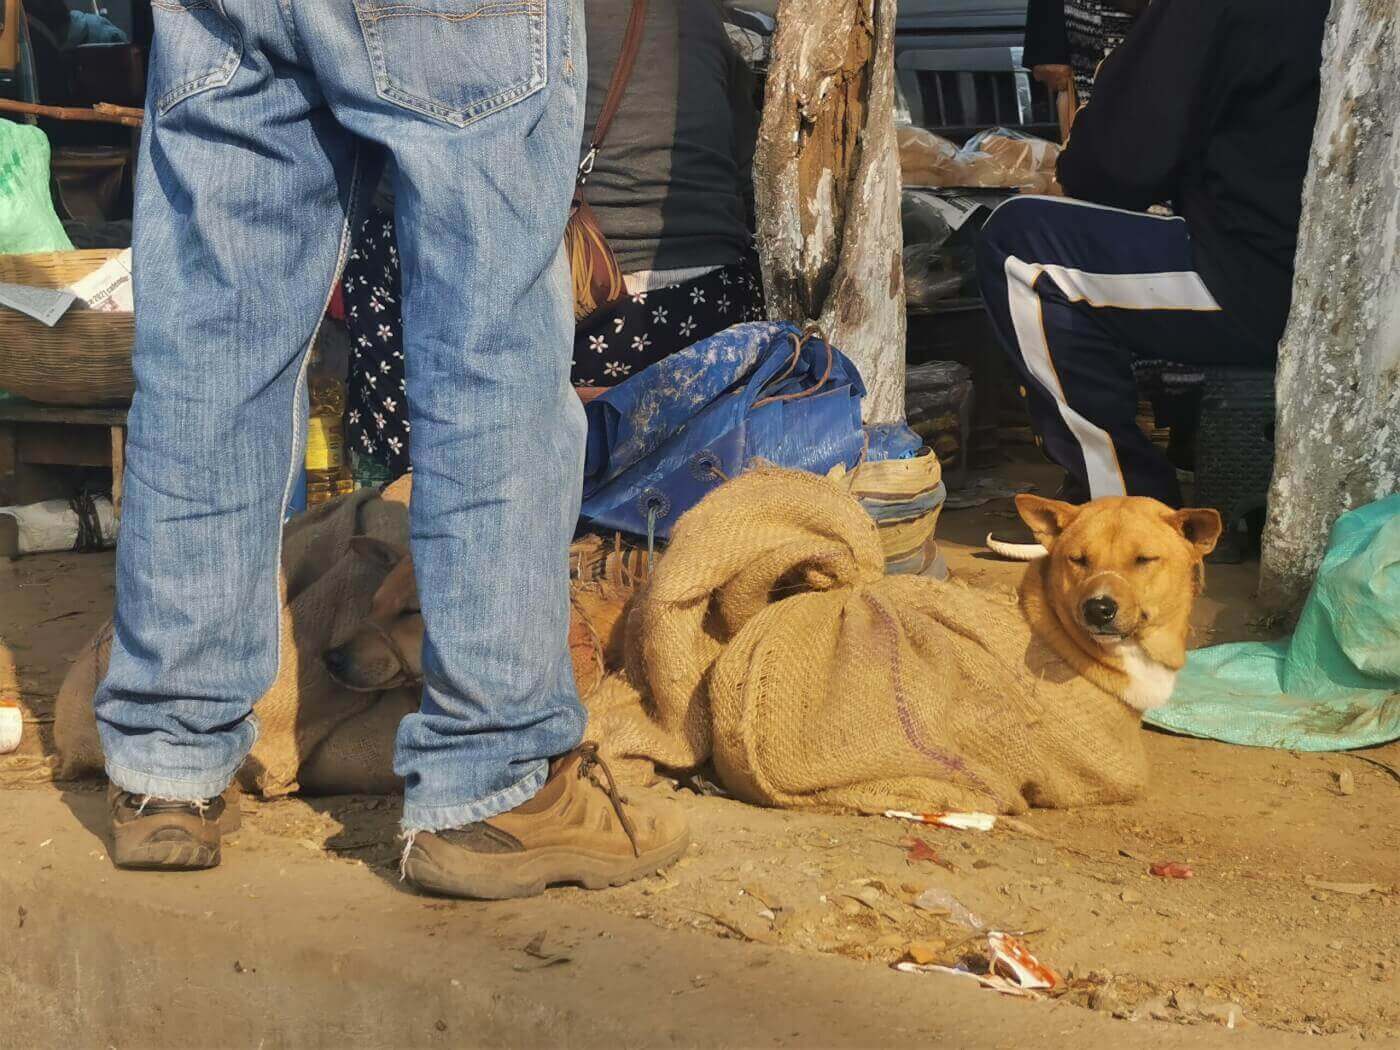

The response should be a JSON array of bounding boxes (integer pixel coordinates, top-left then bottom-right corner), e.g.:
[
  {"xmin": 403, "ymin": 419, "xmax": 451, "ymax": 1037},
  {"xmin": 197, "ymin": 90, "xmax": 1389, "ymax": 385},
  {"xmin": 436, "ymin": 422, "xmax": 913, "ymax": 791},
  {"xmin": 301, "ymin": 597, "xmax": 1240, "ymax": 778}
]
[
  {"xmin": 354, "ymin": 0, "xmax": 547, "ymax": 129},
  {"xmin": 149, "ymin": 0, "xmax": 243, "ymax": 116}
]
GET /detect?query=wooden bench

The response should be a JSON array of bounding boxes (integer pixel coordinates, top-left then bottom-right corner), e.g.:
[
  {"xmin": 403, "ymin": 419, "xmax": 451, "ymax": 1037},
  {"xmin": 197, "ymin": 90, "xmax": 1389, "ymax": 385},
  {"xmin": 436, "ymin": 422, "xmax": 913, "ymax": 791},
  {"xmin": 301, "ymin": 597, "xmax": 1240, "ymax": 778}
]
[{"xmin": 0, "ymin": 400, "xmax": 128, "ymax": 514}]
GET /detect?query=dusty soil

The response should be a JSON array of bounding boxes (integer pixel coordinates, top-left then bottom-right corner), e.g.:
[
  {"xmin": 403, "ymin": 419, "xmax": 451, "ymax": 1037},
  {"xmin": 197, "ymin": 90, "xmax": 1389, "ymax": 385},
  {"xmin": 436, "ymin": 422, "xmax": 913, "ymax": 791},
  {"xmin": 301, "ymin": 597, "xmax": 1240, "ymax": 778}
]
[{"xmin": 4, "ymin": 463, "xmax": 1398, "ymax": 1042}]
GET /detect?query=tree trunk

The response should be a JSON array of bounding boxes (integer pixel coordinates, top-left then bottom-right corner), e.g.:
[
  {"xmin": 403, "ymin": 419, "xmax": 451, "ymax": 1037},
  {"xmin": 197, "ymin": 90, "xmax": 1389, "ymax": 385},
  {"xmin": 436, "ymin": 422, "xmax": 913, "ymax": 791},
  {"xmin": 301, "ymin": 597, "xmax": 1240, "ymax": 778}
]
[
  {"xmin": 753, "ymin": 0, "xmax": 906, "ymax": 424},
  {"xmin": 1259, "ymin": 1, "xmax": 1400, "ymax": 612}
]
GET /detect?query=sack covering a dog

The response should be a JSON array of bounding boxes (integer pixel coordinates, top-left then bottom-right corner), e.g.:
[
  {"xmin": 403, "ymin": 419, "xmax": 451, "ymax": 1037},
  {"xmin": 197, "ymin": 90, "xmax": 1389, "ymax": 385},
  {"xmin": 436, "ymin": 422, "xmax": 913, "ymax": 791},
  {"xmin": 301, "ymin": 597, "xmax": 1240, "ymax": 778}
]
[
  {"xmin": 585, "ymin": 468, "xmax": 1148, "ymax": 814},
  {"xmin": 55, "ymin": 479, "xmax": 637, "ymax": 796},
  {"xmin": 55, "ymin": 484, "xmax": 413, "ymax": 796}
]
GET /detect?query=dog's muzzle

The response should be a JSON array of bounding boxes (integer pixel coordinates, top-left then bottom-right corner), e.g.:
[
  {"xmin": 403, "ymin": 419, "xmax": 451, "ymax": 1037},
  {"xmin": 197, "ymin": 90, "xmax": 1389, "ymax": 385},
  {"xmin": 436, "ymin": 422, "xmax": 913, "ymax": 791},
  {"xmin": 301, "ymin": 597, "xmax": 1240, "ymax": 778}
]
[{"xmin": 324, "ymin": 621, "xmax": 420, "ymax": 692}]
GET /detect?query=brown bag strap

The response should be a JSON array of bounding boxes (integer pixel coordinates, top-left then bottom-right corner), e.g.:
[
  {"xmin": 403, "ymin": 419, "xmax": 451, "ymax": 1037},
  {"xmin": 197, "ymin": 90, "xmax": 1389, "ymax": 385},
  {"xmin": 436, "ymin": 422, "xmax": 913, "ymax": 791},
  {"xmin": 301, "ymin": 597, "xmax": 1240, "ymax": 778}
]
[
  {"xmin": 578, "ymin": 0, "xmax": 648, "ymax": 184},
  {"xmin": 752, "ymin": 327, "xmax": 836, "ymax": 410}
]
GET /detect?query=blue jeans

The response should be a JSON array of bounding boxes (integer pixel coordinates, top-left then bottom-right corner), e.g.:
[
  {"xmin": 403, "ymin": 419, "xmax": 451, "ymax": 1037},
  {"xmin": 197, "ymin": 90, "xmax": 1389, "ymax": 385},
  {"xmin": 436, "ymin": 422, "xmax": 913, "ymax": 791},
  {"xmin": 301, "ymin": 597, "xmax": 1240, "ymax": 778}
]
[{"xmin": 94, "ymin": 0, "xmax": 588, "ymax": 831}]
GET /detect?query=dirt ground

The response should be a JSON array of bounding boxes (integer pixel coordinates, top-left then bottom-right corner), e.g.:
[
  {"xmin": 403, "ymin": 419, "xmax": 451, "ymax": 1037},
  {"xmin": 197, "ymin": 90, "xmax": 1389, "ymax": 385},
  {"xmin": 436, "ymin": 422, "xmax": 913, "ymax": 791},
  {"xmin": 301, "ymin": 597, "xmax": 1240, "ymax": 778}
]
[{"xmin": 3, "ymin": 462, "xmax": 1398, "ymax": 1042}]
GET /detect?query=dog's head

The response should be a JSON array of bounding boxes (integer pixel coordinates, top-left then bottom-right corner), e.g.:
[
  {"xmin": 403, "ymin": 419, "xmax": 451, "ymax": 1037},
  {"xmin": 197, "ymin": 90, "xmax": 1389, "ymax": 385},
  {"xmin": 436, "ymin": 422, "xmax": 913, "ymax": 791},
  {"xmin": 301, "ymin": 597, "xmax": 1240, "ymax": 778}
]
[
  {"xmin": 1016, "ymin": 494, "xmax": 1221, "ymax": 669},
  {"xmin": 323, "ymin": 537, "xmax": 424, "ymax": 691}
]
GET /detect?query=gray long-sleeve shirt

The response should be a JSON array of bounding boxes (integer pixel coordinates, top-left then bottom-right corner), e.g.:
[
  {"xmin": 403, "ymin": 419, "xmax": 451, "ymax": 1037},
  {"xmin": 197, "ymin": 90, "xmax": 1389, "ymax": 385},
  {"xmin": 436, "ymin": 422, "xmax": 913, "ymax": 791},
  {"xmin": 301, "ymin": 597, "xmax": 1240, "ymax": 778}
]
[{"xmin": 581, "ymin": 0, "xmax": 757, "ymax": 275}]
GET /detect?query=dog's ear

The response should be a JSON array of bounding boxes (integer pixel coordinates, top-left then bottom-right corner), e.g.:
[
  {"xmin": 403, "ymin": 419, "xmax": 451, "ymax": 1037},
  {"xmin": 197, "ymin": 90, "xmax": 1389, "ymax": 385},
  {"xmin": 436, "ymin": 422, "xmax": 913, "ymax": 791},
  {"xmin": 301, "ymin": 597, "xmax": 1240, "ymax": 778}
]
[
  {"xmin": 1165, "ymin": 508, "xmax": 1222, "ymax": 559},
  {"xmin": 348, "ymin": 536, "xmax": 408, "ymax": 571},
  {"xmin": 1015, "ymin": 494, "xmax": 1082, "ymax": 551}
]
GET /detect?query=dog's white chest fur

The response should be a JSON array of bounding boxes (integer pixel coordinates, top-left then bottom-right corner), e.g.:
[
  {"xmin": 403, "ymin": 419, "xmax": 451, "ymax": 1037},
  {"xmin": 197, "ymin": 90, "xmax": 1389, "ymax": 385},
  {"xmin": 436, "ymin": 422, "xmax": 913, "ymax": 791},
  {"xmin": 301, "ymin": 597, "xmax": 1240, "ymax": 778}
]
[{"xmin": 1112, "ymin": 641, "xmax": 1178, "ymax": 712}]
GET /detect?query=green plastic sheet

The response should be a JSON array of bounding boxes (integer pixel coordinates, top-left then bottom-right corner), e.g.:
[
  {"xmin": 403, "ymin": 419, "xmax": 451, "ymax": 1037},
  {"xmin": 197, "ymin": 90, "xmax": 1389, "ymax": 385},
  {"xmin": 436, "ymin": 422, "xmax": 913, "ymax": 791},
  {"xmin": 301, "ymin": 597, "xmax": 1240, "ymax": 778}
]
[{"xmin": 1146, "ymin": 495, "xmax": 1400, "ymax": 751}]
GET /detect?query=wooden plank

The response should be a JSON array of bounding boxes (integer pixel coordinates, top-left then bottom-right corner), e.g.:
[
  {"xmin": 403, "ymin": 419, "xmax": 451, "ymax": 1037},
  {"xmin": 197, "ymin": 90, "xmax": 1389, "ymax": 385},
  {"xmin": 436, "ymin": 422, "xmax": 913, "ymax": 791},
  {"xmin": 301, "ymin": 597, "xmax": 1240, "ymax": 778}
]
[
  {"xmin": 0, "ymin": 422, "xmax": 16, "ymax": 504},
  {"xmin": 0, "ymin": 402, "xmax": 129, "ymax": 427},
  {"xmin": 110, "ymin": 426, "xmax": 126, "ymax": 521},
  {"xmin": 16, "ymin": 423, "xmax": 112, "ymax": 467},
  {"xmin": 0, "ymin": 98, "xmax": 143, "ymax": 127}
]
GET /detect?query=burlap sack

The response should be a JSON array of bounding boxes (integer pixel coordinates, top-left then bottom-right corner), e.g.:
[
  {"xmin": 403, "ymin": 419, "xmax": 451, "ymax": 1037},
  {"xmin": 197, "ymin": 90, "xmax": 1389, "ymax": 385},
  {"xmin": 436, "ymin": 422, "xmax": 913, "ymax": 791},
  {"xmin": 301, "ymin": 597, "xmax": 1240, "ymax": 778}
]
[
  {"xmin": 585, "ymin": 468, "xmax": 1147, "ymax": 814},
  {"xmin": 55, "ymin": 473, "xmax": 638, "ymax": 797},
  {"xmin": 298, "ymin": 685, "xmax": 420, "ymax": 795},
  {"xmin": 55, "ymin": 488, "xmax": 412, "ymax": 796}
]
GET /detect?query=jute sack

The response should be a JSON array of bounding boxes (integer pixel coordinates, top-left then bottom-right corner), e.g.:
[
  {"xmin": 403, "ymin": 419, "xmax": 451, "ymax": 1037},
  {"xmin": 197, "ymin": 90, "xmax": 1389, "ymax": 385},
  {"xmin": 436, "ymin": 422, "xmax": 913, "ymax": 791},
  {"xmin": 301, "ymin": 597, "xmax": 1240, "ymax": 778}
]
[
  {"xmin": 585, "ymin": 468, "xmax": 1147, "ymax": 814},
  {"xmin": 55, "ymin": 474, "xmax": 640, "ymax": 796},
  {"xmin": 55, "ymin": 485, "xmax": 412, "ymax": 795}
]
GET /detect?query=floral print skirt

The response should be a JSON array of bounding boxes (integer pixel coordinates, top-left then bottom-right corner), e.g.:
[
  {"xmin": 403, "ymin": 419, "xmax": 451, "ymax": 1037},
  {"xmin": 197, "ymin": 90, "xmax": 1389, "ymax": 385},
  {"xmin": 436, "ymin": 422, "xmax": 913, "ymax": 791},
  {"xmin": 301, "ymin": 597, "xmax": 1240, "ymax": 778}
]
[{"xmin": 343, "ymin": 209, "xmax": 765, "ymax": 478}]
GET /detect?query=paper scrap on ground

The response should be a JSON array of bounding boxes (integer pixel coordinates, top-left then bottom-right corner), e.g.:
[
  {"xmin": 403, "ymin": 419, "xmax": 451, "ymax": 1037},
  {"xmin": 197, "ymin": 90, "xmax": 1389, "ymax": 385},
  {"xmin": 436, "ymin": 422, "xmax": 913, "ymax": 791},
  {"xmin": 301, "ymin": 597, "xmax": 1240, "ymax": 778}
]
[
  {"xmin": 988, "ymin": 931, "xmax": 1060, "ymax": 989},
  {"xmin": 885, "ymin": 810, "xmax": 997, "ymax": 832},
  {"xmin": 0, "ymin": 281, "xmax": 77, "ymax": 326},
  {"xmin": 895, "ymin": 962, "xmax": 1041, "ymax": 998},
  {"xmin": 895, "ymin": 932, "xmax": 1060, "ymax": 998},
  {"xmin": 66, "ymin": 248, "xmax": 133, "ymax": 312}
]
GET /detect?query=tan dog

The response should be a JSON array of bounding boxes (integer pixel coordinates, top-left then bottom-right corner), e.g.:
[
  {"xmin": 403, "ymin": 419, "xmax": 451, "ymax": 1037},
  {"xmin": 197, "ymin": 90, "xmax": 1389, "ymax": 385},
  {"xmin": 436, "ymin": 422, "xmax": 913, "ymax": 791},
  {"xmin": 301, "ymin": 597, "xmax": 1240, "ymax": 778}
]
[
  {"xmin": 1016, "ymin": 493, "xmax": 1222, "ymax": 713},
  {"xmin": 323, "ymin": 538, "xmax": 424, "ymax": 691}
]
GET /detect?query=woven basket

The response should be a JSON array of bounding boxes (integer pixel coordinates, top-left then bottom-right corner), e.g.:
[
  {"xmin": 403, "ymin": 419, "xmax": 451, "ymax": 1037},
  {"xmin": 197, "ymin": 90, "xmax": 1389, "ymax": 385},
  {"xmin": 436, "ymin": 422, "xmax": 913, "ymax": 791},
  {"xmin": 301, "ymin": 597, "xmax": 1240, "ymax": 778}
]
[{"xmin": 0, "ymin": 250, "xmax": 135, "ymax": 405}]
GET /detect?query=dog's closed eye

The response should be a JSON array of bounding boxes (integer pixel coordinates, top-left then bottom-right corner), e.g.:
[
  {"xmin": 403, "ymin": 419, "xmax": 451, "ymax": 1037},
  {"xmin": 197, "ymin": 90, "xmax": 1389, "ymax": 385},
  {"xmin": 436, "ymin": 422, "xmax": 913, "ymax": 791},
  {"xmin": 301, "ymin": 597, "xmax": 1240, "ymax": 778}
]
[
  {"xmin": 1135, "ymin": 554, "xmax": 1160, "ymax": 566},
  {"xmin": 1069, "ymin": 553, "xmax": 1089, "ymax": 567}
]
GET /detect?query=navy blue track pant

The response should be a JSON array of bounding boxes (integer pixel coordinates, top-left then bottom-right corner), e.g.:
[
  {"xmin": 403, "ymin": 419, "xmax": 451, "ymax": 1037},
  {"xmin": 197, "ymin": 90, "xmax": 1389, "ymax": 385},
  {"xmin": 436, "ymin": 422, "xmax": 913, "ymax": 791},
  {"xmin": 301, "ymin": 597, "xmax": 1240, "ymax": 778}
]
[{"xmin": 977, "ymin": 196, "xmax": 1274, "ymax": 507}]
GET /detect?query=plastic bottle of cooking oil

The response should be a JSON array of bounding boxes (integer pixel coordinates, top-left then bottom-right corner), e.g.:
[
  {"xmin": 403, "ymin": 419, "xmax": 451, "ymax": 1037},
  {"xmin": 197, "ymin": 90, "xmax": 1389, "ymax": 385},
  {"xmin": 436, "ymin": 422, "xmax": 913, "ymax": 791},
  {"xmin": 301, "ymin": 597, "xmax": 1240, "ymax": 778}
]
[{"xmin": 305, "ymin": 359, "xmax": 354, "ymax": 507}]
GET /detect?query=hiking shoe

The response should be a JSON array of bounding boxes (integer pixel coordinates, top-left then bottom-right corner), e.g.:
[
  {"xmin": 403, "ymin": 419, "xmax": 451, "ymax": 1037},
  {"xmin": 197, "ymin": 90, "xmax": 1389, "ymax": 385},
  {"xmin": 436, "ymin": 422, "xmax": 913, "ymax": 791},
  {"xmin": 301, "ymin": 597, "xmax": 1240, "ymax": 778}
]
[
  {"xmin": 402, "ymin": 743, "xmax": 690, "ymax": 900},
  {"xmin": 108, "ymin": 784, "xmax": 236, "ymax": 871}
]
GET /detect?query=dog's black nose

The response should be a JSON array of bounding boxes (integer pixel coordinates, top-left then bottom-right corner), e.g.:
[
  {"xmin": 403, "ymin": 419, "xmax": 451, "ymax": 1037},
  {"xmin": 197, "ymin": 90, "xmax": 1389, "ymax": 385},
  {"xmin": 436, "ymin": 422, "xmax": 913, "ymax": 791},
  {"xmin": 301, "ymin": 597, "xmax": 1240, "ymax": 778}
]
[
  {"xmin": 324, "ymin": 647, "xmax": 349, "ymax": 675},
  {"xmin": 1082, "ymin": 595, "xmax": 1119, "ymax": 629}
]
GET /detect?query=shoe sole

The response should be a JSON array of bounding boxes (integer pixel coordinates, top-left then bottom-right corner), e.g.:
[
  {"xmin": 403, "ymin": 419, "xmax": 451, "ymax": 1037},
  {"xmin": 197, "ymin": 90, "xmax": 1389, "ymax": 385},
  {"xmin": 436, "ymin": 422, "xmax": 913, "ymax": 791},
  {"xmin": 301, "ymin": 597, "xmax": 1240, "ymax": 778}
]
[
  {"xmin": 113, "ymin": 839, "xmax": 221, "ymax": 871},
  {"xmin": 404, "ymin": 832, "xmax": 691, "ymax": 901},
  {"xmin": 109, "ymin": 784, "xmax": 228, "ymax": 872}
]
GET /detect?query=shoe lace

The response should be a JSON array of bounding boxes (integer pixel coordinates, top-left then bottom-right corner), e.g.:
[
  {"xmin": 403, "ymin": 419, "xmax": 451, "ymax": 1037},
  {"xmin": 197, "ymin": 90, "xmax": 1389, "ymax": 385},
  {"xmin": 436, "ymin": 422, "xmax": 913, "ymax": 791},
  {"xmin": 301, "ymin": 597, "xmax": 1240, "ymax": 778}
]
[{"xmin": 576, "ymin": 742, "xmax": 640, "ymax": 858}]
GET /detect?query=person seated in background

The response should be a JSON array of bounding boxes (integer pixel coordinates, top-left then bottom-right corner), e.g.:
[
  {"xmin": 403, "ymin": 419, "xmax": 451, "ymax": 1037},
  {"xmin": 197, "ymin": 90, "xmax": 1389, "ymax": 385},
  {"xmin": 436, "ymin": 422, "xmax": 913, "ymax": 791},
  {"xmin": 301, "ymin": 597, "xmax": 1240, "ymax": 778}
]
[
  {"xmin": 976, "ymin": 0, "xmax": 1328, "ymax": 554},
  {"xmin": 343, "ymin": 0, "xmax": 763, "ymax": 481},
  {"xmin": 1022, "ymin": 0, "xmax": 1146, "ymax": 106}
]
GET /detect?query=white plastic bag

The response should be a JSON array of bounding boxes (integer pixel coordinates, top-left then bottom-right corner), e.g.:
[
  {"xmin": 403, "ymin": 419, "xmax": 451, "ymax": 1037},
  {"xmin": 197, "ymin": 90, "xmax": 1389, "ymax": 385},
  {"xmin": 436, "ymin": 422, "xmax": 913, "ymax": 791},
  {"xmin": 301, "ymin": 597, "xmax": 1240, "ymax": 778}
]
[{"xmin": 0, "ymin": 497, "xmax": 116, "ymax": 556}]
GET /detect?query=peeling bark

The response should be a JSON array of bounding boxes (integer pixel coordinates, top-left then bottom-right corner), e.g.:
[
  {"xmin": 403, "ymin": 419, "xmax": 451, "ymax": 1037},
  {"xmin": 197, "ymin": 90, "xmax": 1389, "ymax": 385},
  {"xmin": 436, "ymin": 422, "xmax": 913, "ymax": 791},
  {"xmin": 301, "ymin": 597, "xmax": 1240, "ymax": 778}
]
[
  {"xmin": 1259, "ymin": 0, "xmax": 1400, "ymax": 612},
  {"xmin": 754, "ymin": 0, "xmax": 906, "ymax": 424}
]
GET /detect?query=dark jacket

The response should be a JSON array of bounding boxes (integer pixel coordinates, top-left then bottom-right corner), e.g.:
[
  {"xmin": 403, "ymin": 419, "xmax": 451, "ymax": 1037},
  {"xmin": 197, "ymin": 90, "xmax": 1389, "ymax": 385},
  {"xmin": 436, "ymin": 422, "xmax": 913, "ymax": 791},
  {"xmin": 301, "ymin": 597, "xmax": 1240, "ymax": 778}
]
[
  {"xmin": 1022, "ymin": 0, "xmax": 1070, "ymax": 68},
  {"xmin": 1057, "ymin": 0, "xmax": 1328, "ymax": 351}
]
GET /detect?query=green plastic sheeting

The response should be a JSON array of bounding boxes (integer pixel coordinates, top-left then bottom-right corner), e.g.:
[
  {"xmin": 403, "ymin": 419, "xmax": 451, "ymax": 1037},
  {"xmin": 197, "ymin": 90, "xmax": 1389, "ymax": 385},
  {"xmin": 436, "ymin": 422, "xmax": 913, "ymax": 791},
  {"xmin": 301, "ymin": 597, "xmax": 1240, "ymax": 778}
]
[
  {"xmin": 1147, "ymin": 495, "xmax": 1400, "ymax": 751},
  {"xmin": 0, "ymin": 119, "xmax": 74, "ymax": 254}
]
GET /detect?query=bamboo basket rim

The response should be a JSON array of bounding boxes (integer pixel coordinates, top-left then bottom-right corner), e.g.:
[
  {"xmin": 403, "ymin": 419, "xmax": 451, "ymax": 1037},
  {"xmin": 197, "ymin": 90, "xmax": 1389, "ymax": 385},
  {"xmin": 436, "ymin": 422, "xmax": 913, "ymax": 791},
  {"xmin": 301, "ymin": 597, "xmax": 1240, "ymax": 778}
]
[
  {"xmin": 0, "ymin": 249, "xmax": 133, "ymax": 319},
  {"xmin": 0, "ymin": 248, "xmax": 128, "ymax": 288}
]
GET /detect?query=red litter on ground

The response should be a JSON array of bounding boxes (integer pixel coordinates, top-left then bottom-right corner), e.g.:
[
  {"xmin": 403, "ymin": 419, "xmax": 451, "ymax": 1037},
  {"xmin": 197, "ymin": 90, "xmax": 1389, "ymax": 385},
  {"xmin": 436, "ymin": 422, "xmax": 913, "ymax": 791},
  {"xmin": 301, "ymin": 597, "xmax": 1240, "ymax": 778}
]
[
  {"xmin": 903, "ymin": 836, "xmax": 957, "ymax": 872},
  {"xmin": 1150, "ymin": 861, "xmax": 1194, "ymax": 879}
]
